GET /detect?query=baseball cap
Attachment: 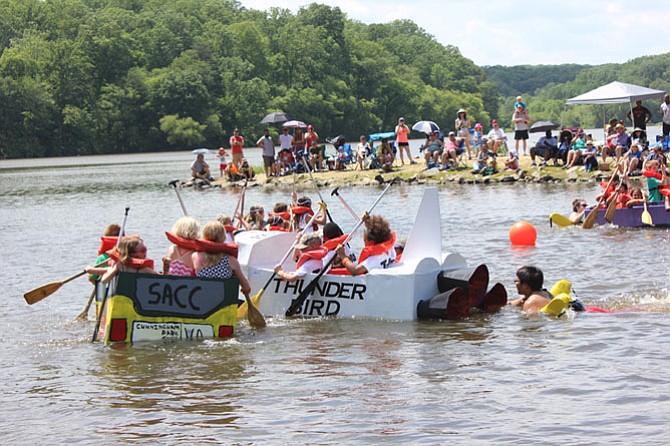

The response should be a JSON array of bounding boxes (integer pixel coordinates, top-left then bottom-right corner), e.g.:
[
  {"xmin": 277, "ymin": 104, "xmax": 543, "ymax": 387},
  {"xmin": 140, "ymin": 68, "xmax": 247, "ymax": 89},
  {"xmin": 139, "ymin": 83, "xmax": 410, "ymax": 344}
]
[
  {"xmin": 492, "ymin": 119, "xmax": 498, "ymax": 124},
  {"xmin": 295, "ymin": 232, "xmax": 322, "ymax": 250}
]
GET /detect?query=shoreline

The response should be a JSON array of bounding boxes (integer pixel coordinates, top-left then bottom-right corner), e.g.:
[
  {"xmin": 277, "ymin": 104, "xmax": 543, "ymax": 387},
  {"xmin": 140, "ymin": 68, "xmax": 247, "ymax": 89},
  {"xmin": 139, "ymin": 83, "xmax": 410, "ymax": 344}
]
[{"xmin": 197, "ymin": 154, "xmax": 614, "ymax": 189}]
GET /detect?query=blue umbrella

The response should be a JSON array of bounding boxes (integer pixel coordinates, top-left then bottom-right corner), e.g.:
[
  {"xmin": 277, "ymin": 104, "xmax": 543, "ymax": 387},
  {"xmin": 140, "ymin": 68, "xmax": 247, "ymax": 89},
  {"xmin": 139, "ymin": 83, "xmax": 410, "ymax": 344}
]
[
  {"xmin": 192, "ymin": 148, "xmax": 214, "ymax": 155},
  {"xmin": 412, "ymin": 120, "xmax": 440, "ymax": 134}
]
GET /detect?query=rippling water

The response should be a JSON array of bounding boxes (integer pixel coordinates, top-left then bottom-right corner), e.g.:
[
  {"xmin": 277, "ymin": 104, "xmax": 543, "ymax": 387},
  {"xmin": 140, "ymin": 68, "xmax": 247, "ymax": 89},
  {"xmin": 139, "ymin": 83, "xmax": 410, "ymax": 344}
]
[{"xmin": 1, "ymin": 153, "xmax": 669, "ymax": 444}]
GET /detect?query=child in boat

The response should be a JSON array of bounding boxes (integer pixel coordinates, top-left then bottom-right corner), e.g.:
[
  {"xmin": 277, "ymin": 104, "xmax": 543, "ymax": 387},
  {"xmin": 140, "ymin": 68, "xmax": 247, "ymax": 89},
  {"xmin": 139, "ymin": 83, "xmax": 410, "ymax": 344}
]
[
  {"xmin": 274, "ymin": 232, "xmax": 326, "ymax": 282},
  {"xmin": 266, "ymin": 215, "xmax": 289, "ymax": 231},
  {"xmin": 626, "ymin": 187, "xmax": 645, "ymax": 207},
  {"xmin": 238, "ymin": 205, "xmax": 266, "ymax": 231},
  {"xmin": 321, "ymin": 222, "xmax": 354, "ymax": 270},
  {"xmin": 192, "ymin": 221, "xmax": 251, "ymax": 296},
  {"xmin": 291, "ymin": 196, "xmax": 326, "ymax": 234},
  {"xmin": 163, "ymin": 216, "xmax": 201, "ymax": 275},
  {"xmin": 335, "ymin": 212, "xmax": 396, "ymax": 276},
  {"xmin": 216, "ymin": 214, "xmax": 236, "ymax": 242},
  {"xmin": 509, "ymin": 266, "xmax": 552, "ymax": 313},
  {"xmin": 643, "ymin": 159, "xmax": 670, "ymax": 210},
  {"xmin": 88, "ymin": 223, "xmax": 120, "ymax": 283},
  {"xmin": 87, "ymin": 237, "xmax": 157, "ymax": 284}
]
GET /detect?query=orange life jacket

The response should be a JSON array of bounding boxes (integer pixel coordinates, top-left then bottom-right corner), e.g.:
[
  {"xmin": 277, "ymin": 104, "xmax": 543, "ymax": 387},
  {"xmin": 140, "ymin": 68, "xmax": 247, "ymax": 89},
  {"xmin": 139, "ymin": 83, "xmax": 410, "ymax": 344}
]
[{"xmin": 358, "ymin": 232, "xmax": 396, "ymax": 263}]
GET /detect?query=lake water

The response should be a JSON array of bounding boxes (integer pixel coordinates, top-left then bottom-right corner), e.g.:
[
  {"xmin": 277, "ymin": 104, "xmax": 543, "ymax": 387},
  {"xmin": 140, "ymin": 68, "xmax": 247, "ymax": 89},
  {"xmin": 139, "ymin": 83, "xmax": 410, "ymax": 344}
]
[{"xmin": 1, "ymin": 149, "xmax": 669, "ymax": 444}]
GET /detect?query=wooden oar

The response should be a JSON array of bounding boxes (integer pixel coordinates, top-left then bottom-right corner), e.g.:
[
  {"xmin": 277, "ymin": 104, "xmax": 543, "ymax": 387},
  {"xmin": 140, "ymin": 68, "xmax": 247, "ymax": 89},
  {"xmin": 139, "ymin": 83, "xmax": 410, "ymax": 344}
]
[
  {"xmin": 641, "ymin": 193, "xmax": 653, "ymax": 226},
  {"xmin": 168, "ymin": 180, "xmax": 189, "ymax": 216},
  {"xmin": 24, "ymin": 257, "xmax": 110, "ymax": 305},
  {"xmin": 237, "ymin": 205, "xmax": 324, "ymax": 320},
  {"xmin": 232, "ymin": 179, "xmax": 248, "ymax": 225},
  {"xmin": 583, "ymin": 170, "xmax": 618, "ymax": 229},
  {"xmin": 243, "ymin": 292, "xmax": 266, "ymax": 328},
  {"xmin": 286, "ymin": 180, "xmax": 394, "ymax": 317},
  {"xmin": 76, "ymin": 288, "xmax": 96, "ymax": 321}
]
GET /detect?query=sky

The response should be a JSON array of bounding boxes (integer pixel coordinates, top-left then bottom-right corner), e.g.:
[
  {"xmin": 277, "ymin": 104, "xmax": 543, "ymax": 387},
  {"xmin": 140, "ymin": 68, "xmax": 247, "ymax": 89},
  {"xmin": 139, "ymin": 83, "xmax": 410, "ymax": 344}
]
[{"xmin": 236, "ymin": 0, "xmax": 669, "ymax": 66}]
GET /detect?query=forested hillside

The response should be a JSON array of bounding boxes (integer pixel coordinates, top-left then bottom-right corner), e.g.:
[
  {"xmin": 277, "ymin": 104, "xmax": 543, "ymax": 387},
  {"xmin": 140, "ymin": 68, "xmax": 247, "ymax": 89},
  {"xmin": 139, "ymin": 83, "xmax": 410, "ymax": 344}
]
[{"xmin": 0, "ymin": 0, "xmax": 496, "ymax": 159}]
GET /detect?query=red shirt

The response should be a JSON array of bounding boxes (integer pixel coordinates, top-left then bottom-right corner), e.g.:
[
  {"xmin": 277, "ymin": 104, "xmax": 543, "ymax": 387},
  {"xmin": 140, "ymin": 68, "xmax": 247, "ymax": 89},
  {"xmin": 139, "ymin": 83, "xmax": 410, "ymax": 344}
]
[{"xmin": 230, "ymin": 135, "xmax": 244, "ymax": 154}]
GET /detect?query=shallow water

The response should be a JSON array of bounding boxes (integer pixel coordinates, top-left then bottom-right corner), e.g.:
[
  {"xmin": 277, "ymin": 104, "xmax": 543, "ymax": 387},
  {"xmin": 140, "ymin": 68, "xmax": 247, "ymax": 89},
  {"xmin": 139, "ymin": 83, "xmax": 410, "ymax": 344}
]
[{"xmin": 1, "ymin": 153, "xmax": 669, "ymax": 444}]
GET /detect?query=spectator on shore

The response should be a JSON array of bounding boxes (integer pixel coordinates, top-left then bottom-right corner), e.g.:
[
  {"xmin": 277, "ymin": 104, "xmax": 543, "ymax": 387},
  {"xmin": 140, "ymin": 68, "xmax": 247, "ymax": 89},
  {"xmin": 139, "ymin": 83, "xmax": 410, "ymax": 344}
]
[
  {"xmin": 191, "ymin": 154, "xmax": 213, "ymax": 181},
  {"xmin": 455, "ymin": 109, "xmax": 472, "ymax": 159},
  {"xmin": 229, "ymin": 128, "xmax": 244, "ymax": 169},
  {"xmin": 627, "ymin": 100, "xmax": 652, "ymax": 130},
  {"xmin": 257, "ymin": 128, "xmax": 276, "ymax": 177},
  {"xmin": 530, "ymin": 130, "xmax": 557, "ymax": 166},
  {"xmin": 512, "ymin": 105, "xmax": 530, "ymax": 156},
  {"xmin": 661, "ymin": 94, "xmax": 670, "ymax": 138},
  {"xmin": 395, "ymin": 117, "xmax": 416, "ymax": 165},
  {"xmin": 486, "ymin": 119, "xmax": 507, "ymax": 154}
]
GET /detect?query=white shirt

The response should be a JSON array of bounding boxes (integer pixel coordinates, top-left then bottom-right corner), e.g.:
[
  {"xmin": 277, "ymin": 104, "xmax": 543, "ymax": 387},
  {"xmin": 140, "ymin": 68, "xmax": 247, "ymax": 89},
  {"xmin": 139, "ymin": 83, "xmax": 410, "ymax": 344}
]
[
  {"xmin": 661, "ymin": 101, "xmax": 670, "ymax": 125},
  {"xmin": 359, "ymin": 248, "xmax": 396, "ymax": 273},
  {"xmin": 487, "ymin": 128, "xmax": 506, "ymax": 140},
  {"xmin": 279, "ymin": 133, "xmax": 293, "ymax": 150},
  {"xmin": 295, "ymin": 258, "xmax": 322, "ymax": 277}
]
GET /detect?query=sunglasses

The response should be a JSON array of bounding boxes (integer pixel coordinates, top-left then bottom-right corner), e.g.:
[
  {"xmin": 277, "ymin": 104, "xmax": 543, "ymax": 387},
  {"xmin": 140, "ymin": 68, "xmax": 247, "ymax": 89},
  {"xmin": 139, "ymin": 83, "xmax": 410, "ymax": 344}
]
[{"xmin": 578, "ymin": 203, "xmax": 588, "ymax": 207}]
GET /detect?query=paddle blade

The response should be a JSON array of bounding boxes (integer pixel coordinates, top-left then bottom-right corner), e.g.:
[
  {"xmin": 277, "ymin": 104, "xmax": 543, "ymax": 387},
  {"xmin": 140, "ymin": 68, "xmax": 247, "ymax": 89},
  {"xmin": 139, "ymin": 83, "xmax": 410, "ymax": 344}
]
[
  {"xmin": 604, "ymin": 197, "xmax": 618, "ymax": 223},
  {"xmin": 549, "ymin": 213, "xmax": 573, "ymax": 228},
  {"xmin": 582, "ymin": 206, "xmax": 598, "ymax": 229},
  {"xmin": 238, "ymin": 288, "xmax": 263, "ymax": 319},
  {"xmin": 24, "ymin": 281, "xmax": 63, "ymax": 305},
  {"xmin": 245, "ymin": 295, "xmax": 267, "ymax": 329},
  {"xmin": 642, "ymin": 210, "xmax": 653, "ymax": 226}
]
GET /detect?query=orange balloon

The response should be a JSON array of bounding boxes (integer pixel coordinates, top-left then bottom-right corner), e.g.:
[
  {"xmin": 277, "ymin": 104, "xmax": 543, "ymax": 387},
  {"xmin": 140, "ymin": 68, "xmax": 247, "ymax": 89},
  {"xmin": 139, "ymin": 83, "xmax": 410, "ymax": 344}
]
[{"xmin": 509, "ymin": 221, "xmax": 537, "ymax": 246}]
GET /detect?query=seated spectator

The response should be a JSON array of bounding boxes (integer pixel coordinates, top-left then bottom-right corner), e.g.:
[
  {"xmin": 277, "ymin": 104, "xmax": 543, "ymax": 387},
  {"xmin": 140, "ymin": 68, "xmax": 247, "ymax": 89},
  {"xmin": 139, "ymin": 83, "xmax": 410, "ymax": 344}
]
[
  {"xmin": 376, "ymin": 138, "xmax": 395, "ymax": 172},
  {"xmin": 622, "ymin": 142, "xmax": 643, "ymax": 174},
  {"xmin": 277, "ymin": 148, "xmax": 295, "ymax": 176},
  {"xmin": 565, "ymin": 130, "xmax": 587, "ymax": 169},
  {"xmin": 582, "ymin": 140, "xmax": 599, "ymax": 172},
  {"xmin": 486, "ymin": 119, "xmax": 507, "ymax": 154},
  {"xmin": 335, "ymin": 146, "xmax": 348, "ymax": 170},
  {"xmin": 356, "ymin": 135, "xmax": 371, "ymax": 170},
  {"xmin": 191, "ymin": 154, "xmax": 213, "ymax": 181},
  {"xmin": 556, "ymin": 130, "xmax": 572, "ymax": 166},
  {"xmin": 472, "ymin": 143, "xmax": 492, "ymax": 174},
  {"xmin": 605, "ymin": 123, "xmax": 630, "ymax": 163},
  {"xmin": 646, "ymin": 145, "xmax": 667, "ymax": 166},
  {"xmin": 440, "ymin": 132, "xmax": 462, "ymax": 170},
  {"xmin": 504, "ymin": 150, "xmax": 519, "ymax": 171},
  {"xmin": 424, "ymin": 131, "xmax": 444, "ymax": 167},
  {"xmin": 630, "ymin": 127, "xmax": 648, "ymax": 150},
  {"xmin": 530, "ymin": 130, "xmax": 558, "ymax": 166}
]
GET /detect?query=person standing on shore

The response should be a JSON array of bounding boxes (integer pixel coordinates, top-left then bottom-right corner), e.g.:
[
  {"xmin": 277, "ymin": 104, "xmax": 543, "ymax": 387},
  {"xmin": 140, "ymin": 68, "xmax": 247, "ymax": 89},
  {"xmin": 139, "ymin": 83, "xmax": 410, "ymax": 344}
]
[
  {"xmin": 257, "ymin": 129, "xmax": 276, "ymax": 177},
  {"xmin": 512, "ymin": 105, "xmax": 530, "ymax": 156},
  {"xmin": 229, "ymin": 128, "xmax": 244, "ymax": 169},
  {"xmin": 395, "ymin": 117, "xmax": 416, "ymax": 165},
  {"xmin": 455, "ymin": 109, "xmax": 472, "ymax": 159},
  {"xmin": 661, "ymin": 94, "xmax": 670, "ymax": 138},
  {"xmin": 627, "ymin": 100, "xmax": 652, "ymax": 130}
]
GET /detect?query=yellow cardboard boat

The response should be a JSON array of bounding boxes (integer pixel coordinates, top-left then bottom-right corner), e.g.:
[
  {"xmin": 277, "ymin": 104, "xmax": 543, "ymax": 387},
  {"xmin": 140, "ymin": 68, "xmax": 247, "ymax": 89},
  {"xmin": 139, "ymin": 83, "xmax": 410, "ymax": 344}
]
[{"xmin": 96, "ymin": 272, "xmax": 239, "ymax": 344}]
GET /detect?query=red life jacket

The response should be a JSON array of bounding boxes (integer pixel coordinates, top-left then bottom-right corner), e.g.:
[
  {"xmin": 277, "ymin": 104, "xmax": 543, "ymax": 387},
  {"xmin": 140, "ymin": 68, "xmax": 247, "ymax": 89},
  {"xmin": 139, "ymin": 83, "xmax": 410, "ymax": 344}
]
[
  {"xmin": 322, "ymin": 234, "xmax": 349, "ymax": 251},
  {"xmin": 165, "ymin": 231, "xmax": 200, "ymax": 251},
  {"xmin": 107, "ymin": 249, "xmax": 155, "ymax": 270},
  {"xmin": 296, "ymin": 246, "xmax": 328, "ymax": 269},
  {"xmin": 616, "ymin": 193, "xmax": 631, "ymax": 208},
  {"xmin": 98, "ymin": 236, "xmax": 118, "ymax": 255},
  {"xmin": 643, "ymin": 169, "xmax": 662, "ymax": 180},
  {"xmin": 291, "ymin": 206, "xmax": 313, "ymax": 216},
  {"xmin": 269, "ymin": 211, "xmax": 291, "ymax": 221},
  {"xmin": 224, "ymin": 225, "xmax": 237, "ymax": 234},
  {"xmin": 193, "ymin": 239, "xmax": 239, "ymax": 258},
  {"xmin": 358, "ymin": 232, "xmax": 396, "ymax": 263},
  {"xmin": 268, "ymin": 225, "xmax": 289, "ymax": 232}
]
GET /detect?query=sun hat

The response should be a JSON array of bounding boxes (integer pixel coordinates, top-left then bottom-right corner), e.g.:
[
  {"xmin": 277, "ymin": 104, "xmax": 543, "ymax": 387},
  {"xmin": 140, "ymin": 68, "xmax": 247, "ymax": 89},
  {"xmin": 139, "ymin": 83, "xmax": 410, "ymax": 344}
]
[
  {"xmin": 307, "ymin": 125, "xmax": 313, "ymax": 129},
  {"xmin": 474, "ymin": 123, "xmax": 482, "ymax": 128},
  {"xmin": 398, "ymin": 117, "xmax": 405, "ymax": 121},
  {"xmin": 457, "ymin": 108, "xmax": 466, "ymax": 114},
  {"xmin": 586, "ymin": 140, "xmax": 594, "ymax": 146},
  {"xmin": 448, "ymin": 131, "xmax": 456, "ymax": 136},
  {"xmin": 295, "ymin": 232, "xmax": 322, "ymax": 250}
]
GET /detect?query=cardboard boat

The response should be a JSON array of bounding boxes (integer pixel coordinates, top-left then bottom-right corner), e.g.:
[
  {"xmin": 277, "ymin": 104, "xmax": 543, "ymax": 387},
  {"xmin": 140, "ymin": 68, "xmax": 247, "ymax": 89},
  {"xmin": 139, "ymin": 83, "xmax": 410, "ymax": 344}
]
[{"xmin": 236, "ymin": 188, "xmax": 506, "ymax": 320}]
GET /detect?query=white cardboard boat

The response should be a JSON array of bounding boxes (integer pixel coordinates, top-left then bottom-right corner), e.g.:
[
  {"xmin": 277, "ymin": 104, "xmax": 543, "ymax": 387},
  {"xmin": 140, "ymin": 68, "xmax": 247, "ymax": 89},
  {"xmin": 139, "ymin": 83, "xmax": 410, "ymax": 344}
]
[{"xmin": 236, "ymin": 188, "xmax": 506, "ymax": 320}]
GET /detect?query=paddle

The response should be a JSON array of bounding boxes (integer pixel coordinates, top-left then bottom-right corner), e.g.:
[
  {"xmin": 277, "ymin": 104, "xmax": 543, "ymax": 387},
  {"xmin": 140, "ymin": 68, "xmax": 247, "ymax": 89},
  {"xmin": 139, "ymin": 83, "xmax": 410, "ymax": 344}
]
[
  {"xmin": 582, "ymin": 170, "xmax": 619, "ymax": 229},
  {"xmin": 23, "ymin": 256, "xmax": 111, "ymax": 305},
  {"xmin": 168, "ymin": 180, "xmax": 188, "ymax": 216},
  {"xmin": 92, "ymin": 206, "xmax": 130, "ymax": 342},
  {"xmin": 243, "ymin": 292, "xmax": 266, "ymax": 328},
  {"xmin": 605, "ymin": 165, "xmax": 629, "ymax": 223},
  {"xmin": 642, "ymin": 192, "xmax": 653, "ymax": 226},
  {"xmin": 76, "ymin": 288, "xmax": 96, "ymax": 321},
  {"xmin": 237, "ymin": 204, "xmax": 325, "ymax": 320},
  {"xmin": 285, "ymin": 180, "xmax": 394, "ymax": 317},
  {"xmin": 331, "ymin": 187, "xmax": 361, "ymax": 221},
  {"xmin": 302, "ymin": 158, "xmax": 334, "ymax": 223},
  {"xmin": 232, "ymin": 179, "xmax": 248, "ymax": 226}
]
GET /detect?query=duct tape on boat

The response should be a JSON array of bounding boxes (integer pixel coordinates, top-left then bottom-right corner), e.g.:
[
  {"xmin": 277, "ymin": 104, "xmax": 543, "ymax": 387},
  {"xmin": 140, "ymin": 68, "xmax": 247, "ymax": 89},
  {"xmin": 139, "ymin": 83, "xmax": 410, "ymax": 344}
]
[{"xmin": 131, "ymin": 321, "xmax": 214, "ymax": 343}]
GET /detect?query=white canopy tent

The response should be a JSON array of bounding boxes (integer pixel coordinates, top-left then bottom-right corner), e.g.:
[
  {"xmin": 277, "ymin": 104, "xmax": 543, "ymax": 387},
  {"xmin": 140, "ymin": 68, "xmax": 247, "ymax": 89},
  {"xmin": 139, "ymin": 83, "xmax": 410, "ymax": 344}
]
[
  {"xmin": 566, "ymin": 81, "xmax": 665, "ymax": 106},
  {"xmin": 566, "ymin": 81, "xmax": 666, "ymax": 140}
]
